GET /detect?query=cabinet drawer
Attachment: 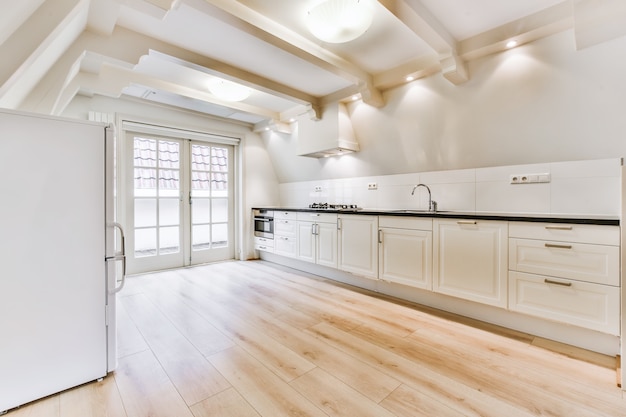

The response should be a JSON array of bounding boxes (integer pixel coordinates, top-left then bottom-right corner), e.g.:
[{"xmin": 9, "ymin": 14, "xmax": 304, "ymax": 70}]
[
  {"xmin": 379, "ymin": 216, "xmax": 432, "ymax": 231},
  {"xmin": 254, "ymin": 236, "xmax": 274, "ymax": 252},
  {"xmin": 274, "ymin": 236, "xmax": 296, "ymax": 257},
  {"xmin": 509, "ymin": 271, "xmax": 620, "ymax": 335},
  {"xmin": 274, "ymin": 211, "xmax": 297, "ymax": 220},
  {"xmin": 509, "ymin": 238, "xmax": 619, "ymax": 286},
  {"xmin": 509, "ymin": 222, "xmax": 620, "ymax": 245},
  {"xmin": 274, "ymin": 219, "xmax": 297, "ymax": 237},
  {"xmin": 296, "ymin": 212, "xmax": 338, "ymax": 223}
]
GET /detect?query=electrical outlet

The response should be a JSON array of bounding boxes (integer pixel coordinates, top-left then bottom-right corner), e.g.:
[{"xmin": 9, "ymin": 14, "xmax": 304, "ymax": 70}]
[
  {"xmin": 510, "ymin": 173, "xmax": 551, "ymax": 184},
  {"xmin": 367, "ymin": 182, "xmax": 378, "ymax": 190},
  {"xmin": 314, "ymin": 185, "xmax": 322, "ymax": 192}
]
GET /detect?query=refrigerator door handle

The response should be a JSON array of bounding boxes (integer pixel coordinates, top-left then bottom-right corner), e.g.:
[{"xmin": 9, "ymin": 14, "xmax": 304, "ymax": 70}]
[{"xmin": 106, "ymin": 222, "xmax": 127, "ymax": 293}]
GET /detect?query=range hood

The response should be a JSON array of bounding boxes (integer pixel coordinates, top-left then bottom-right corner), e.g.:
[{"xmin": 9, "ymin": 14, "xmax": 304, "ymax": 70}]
[{"xmin": 297, "ymin": 102, "xmax": 360, "ymax": 158}]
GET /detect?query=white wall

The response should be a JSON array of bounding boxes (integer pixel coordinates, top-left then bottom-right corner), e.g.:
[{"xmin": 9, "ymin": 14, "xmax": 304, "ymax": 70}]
[{"xmin": 262, "ymin": 29, "xmax": 626, "ymax": 183}]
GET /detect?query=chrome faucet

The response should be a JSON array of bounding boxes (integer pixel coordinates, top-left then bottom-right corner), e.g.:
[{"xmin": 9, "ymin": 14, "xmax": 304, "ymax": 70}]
[{"xmin": 411, "ymin": 183, "xmax": 437, "ymax": 212}]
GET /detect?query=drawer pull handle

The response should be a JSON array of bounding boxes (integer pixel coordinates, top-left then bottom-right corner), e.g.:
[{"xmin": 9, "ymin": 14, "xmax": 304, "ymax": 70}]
[
  {"xmin": 545, "ymin": 243, "xmax": 572, "ymax": 249},
  {"xmin": 457, "ymin": 220, "xmax": 477, "ymax": 225},
  {"xmin": 544, "ymin": 279, "xmax": 572, "ymax": 287},
  {"xmin": 545, "ymin": 225, "xmax": 573, "ymax": 231}
]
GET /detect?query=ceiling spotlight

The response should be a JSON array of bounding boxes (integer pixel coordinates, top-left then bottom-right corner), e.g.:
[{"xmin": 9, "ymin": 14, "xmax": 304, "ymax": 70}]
[
  {"xmin": 208, "ymin": 78, "xmax": 252, "ymax": 101},
  {"xmin": 306, "ymin": 0, "xmax": 375, "ymax": 44},
  {"xmin": 506, "ymin": 40, "xmax": 518, "ymax": 49},
  {"xmin": 406, "ymin": 75, "xmax": 415, "ymax": 82}
]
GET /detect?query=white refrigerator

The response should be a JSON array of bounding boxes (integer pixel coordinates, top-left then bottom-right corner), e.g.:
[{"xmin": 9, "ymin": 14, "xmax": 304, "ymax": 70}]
[{"xmin": 0, "ymin": 109, "xmax": 124, "ymax": 413}]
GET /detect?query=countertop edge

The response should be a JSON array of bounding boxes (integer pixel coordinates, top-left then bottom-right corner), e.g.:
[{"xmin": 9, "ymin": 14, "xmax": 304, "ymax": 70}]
[{"xmin": 253, "ymin": 207, "xmax": 620, "ymax": 226}]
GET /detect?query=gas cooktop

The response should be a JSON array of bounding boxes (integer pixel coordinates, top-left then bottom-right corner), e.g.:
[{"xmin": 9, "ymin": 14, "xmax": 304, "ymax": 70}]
[{"xmin": 309, "ymin": 203, "xmax": 361, "ymax": 210}]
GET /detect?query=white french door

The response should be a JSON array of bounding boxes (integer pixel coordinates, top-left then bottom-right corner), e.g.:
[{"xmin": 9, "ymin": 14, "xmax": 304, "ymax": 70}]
[{"xmin": 126, "ymin": 133, "xmax": 235, "ymax": 274}]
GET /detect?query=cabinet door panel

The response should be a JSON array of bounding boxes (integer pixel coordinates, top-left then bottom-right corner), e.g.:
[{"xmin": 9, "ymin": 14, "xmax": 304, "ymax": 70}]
[
  {"xmin": 434, "ymin": 220, "xmax": 508, "ymax": 307},
  {"xmin": 297, "ymin": 222, "xmax": 315, "ymax": 263},
  {"xmin": 316, "ymin": 222, "xmax": 338, "ymax": 268},
  {"xmin": 275, "ymin": 236, "xmax": 296, "ymax": 258},
  {"xmin": 338, "ymin": 215, "xmax": 378, "ymax": 279},
  {"xmin": 379, "ymin": 228, "xmax": 432, "ymax": 290}
]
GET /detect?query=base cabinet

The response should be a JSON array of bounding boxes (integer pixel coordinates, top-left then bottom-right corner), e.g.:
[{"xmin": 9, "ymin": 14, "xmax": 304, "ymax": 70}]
[
  {"xmin": 338, "ymin": 214, "xmax": 378, "ymax": 279},
  {"xmin": 508, "ymin": 222, "xmax": 621, "ymax": 334},
  {"xmin": 296, "ymin": 212, "xmax": 338, "ymax": 268},
  {"xmin": 379, "ymin": 216, "xmax": 432, "ymax": 290},
  {"xmin": 274, "ymin": 211, "xmax": 297, "ymax": 257},
  {"xmin": 433, "ymin": 219, "xmax": 508, "ymax": 308},
  {"xmin": 509, "ymin": 271, "xmax": 620, "ymax": 335}
]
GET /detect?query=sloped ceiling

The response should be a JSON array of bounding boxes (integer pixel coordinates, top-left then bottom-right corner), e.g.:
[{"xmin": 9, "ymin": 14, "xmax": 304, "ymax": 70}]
[{"xmin": 2, "ymin": 0, "xmax": 626, "ymax": 129}]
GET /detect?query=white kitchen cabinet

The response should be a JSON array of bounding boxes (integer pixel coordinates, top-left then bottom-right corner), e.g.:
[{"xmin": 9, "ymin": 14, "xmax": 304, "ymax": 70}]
[
  {"xmin": 296, "ymin": 212, "xmax": 338, "ymax": 268},
  {"xmin": 338, "ymin": 214, "xmax": 378, "ymax": 280},
  {"xmin": 433, "ymin": 219, "xmax": 508, "ymax": 308},
  {"xmin": 254, "ymin": 236, "xmax": 274, "ymax": 252},
  {"xmin": 274, "ymin": 211, "xmax": 297, "ymax": 258},
  {"xmin": 378, "ymin": 216, "xmax": 432, "ymax": 290},
  {"xmin": 508, "ymin": 222, "xmax": 621, "ymax": 334},
  {"xmin": 509, "ymin": 271, "xmax": 620, "ymax": 335}
]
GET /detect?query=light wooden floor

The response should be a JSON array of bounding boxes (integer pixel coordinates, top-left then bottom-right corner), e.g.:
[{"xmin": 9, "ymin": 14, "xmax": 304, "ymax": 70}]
[{"xmin": 8, "ymin": 260, "xmax": 626, "ymax": 416}]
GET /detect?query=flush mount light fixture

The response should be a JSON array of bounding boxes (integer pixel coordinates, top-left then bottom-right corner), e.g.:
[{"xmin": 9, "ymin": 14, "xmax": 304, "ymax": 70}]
[
  {"xmin": 208, "ymin": 78, "xmax": 252, "ymax": 101},
  {"xmin": 306, "ymin": 0, "xmax": 375, "ymax": 43}
]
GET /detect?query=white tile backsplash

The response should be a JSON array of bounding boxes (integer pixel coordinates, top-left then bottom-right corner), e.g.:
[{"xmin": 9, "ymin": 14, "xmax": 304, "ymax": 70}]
[{"xmin": 278, "ymin": 158, "xmax": 622, "ymax": 216}]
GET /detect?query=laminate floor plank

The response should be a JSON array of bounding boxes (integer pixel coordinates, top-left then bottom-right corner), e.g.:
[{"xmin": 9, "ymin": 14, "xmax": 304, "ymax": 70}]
[
  {"xmin": 59, "ymin": 375, "xmax": 127, "ymax": 417},
  {"xmin": 189, "ymin": 388, "xmax": 261, "ymax": 417},
  {"xmin": 228, "ymin": 297, "xmax": 403, "ymax": 403},
  {"xmin": 148, "ymin": 272, "xmax": 318, "ymax": 383},
  {"xmin": 208, "ymin": 346, "xmax": 328, "ymax": 417},
  {"xmin": 114, "ymin": 350, "xmax": 193, "ymax": 417},
  {"xmin": 120, "ymin": 294, "xmax": 231, "ymax": 406},
  {"xmin": 351, "ymin": 322, "xmax": 619, "ymax": 416},
  {"xmin": 380, "ymin": 384, "xmax": 466, "ymax": 417},
  {"xmin": 290, "ymin": 367, "xmax": 397, "ymax": 417},
  {"xmin": 307, "ymin": 321, "xmax": 537, "ymax": 417}
]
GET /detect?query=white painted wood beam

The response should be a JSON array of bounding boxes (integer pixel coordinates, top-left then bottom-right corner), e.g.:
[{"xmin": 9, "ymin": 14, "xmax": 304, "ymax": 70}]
[
  {"xmin": 199, "ymin": 0, "xmax": 384, "ymax": 107},
  {"xmin": 378, "ymin": 0, "xmax": 468, "ymax": 85},
  {"xmin": 573, "ymin": 0, "xmax": 626, "ymax": 50},
  {"xmin": 0, "ymin": 0, "xmax": 90, "ymax": 109},
  {"xmin": 458, "ymin": 2, "xmax": 574, "ymax": 62}
]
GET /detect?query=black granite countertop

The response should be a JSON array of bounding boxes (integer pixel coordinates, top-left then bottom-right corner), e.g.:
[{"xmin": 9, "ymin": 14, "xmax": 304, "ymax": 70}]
[{"xmin": 254, "ymin": 207, "xmax": 620, "ymax": 226}]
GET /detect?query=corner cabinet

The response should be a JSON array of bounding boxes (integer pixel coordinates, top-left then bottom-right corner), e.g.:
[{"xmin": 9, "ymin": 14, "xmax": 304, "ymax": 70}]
[
  {"xmin": 378, "ymin": 216, "xmax": 433, "ymax": 290},
  {"xmin": 433, "ymin": 219, "xmax": 508, "ymax": 308},
  {"xmin": 338, "ymin": 214, "xmax": 379, "ymax": 280}
]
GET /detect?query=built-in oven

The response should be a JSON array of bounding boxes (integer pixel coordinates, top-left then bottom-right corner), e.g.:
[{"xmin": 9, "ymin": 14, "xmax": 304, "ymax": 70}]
[{"xmin": 253, "ymin": 209, "xmax": 274, "ymax": 239}]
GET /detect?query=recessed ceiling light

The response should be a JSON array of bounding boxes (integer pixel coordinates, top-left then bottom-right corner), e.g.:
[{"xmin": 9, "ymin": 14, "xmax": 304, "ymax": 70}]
[
  {"xmin": 506, "ymin": 40, "xmax": 518, "ymax": 49},
  {"xmin": 406, "ymin": 75, "xmax": 415, "ymax": 82},
  {"xmin": 352, "ymin": 95, "xmax": 359, "ymax": 101}
]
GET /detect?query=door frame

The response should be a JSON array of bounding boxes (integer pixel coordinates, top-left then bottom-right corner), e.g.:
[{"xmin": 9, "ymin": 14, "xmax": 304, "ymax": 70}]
[{"xmin": 115, "ymin": 115, "xmax": 243, "ymax": 275}]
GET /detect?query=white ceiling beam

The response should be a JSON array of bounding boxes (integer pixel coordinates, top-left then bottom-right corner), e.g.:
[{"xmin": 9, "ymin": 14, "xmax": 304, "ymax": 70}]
[
  {"xmin": 0, "ymin": 0, "xmax": 90, "ymax": 109},
  {"xmin": 573, "ymin": 0, "xmax": 626, "ymax": 50},
  {"xmin": 458, "ymin": 2, "xmax": 574, "ymax": 62},
  {"xmin": 379, "ymin": 0, "xmax": 468, "ymax": 85},
  {"xmin": 199, "ymin": 0, "xmax": 384, "ymax": 107},
  {"xmin": 55, "ymin": 61, "xmax": 283, "ymax": 119}
]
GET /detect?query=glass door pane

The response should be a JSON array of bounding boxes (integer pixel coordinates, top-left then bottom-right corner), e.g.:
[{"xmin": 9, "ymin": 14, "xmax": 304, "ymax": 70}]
[
  {"xmin": 129, "ymin": 136, "xmax": 184, "ymax": 273},
  {"xmin": 190, "ymin": 143, "xmax": 234, "ymax": 264}
]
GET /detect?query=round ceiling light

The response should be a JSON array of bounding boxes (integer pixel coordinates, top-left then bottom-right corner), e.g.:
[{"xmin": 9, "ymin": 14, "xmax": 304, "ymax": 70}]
[
  {"xmin": 306, "ymin": 0, "xmax": 375, "ymax": 44},
  {"xmin": 208, "ymin": 78, "xmax": 252, "ymax": 102}
]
